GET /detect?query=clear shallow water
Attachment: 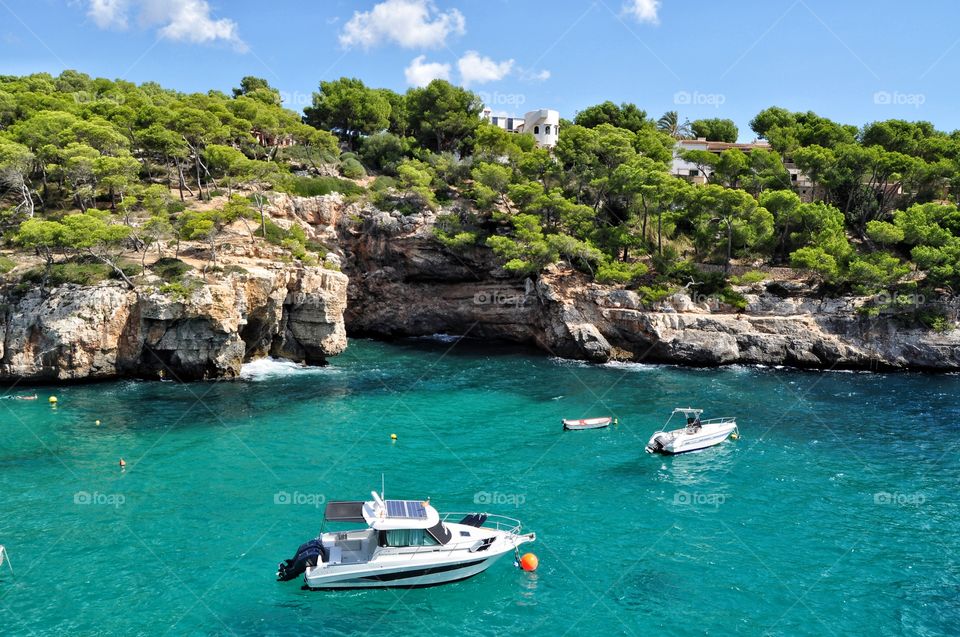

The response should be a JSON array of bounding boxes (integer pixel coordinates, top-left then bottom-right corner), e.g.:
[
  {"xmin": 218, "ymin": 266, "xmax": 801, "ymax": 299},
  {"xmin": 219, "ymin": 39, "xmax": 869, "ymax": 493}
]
[{"xmin": 1, "ymin": 338, "xmax": 958, "ymax": 636}]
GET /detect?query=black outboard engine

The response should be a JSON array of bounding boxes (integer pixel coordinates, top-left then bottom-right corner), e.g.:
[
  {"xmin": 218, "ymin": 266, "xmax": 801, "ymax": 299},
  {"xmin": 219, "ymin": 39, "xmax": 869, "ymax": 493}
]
[
  {"xmin": 277, "ymin": 539, "xmax": 325, "ymax": 582},
  {"xmin": 646, "ymin": 434, "xmax": 666, "ymax": 453}
]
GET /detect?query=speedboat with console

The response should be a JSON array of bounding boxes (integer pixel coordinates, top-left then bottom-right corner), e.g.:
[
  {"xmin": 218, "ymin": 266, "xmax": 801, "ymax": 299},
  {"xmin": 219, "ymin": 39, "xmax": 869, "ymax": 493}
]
[
  {"xmin": 645, "ymin": 407, "xmax": 739, "ymax": 454},
  {"xmin": 277, "ymin": 490, "xmax": 536, "ymax": 589}
]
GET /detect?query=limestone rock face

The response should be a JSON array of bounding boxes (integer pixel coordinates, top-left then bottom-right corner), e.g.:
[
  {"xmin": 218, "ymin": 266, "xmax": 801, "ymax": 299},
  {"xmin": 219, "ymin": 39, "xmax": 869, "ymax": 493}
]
[
  {"xmin": 334, "ymin": 201, "xmax": 960, "ymax": 371},
  {"xmin": 4, "ymin": 191, "xmax": 958, "ymax": 380},
  {"xmin": 0, "ymin": 266, "xmax": 348, "ymax": 381}
]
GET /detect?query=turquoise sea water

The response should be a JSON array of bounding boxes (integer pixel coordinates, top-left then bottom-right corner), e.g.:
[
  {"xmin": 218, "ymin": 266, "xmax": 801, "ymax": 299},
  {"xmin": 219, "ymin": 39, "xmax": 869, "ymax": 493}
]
[{"xmin": 1, "ymin": 338, "xmax": 959, "ymax": 636}]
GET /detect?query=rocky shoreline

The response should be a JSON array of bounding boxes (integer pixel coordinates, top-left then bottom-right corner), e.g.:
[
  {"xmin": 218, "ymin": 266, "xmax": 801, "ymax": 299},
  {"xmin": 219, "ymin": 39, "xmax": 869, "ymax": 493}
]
[
  {"xmin": 1, "ymin": 193, "xmax": 958, "ymax": 383},
  {"xmin": 0, "ymin": 264, "xmax": 347, "ymax": 381}
]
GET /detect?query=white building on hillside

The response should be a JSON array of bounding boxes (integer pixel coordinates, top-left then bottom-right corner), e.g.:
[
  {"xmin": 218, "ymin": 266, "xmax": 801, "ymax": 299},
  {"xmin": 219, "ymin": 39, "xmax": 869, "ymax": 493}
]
[
  {"xmin": 671, "ymin": 137, "xmax": 821, "ymax": 201},
  {"xmin": 481, "ymin": 107, "xmax": 561, "ymax": 148}
]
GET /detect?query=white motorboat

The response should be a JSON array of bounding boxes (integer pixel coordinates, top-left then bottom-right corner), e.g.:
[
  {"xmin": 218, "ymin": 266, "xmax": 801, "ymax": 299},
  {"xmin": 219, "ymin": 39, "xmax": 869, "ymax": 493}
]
[
  {"xmin": 277, "ymin": 491, "xmax": 535, "ymax": 589},
  {"xmin": 645, "ymin": 408, "xmax": 739, "ymax": 455}
]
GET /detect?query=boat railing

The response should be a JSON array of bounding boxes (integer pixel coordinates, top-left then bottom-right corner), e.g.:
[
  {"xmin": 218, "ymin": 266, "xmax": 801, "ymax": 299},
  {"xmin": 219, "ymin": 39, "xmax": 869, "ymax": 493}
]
[
  {"xmin": 697, "ymin": 417, "xmax": 736, "ymax": 426},
  {"xmin": 441, "ymin": 512, "xmax": 524, "ymax": 535}
]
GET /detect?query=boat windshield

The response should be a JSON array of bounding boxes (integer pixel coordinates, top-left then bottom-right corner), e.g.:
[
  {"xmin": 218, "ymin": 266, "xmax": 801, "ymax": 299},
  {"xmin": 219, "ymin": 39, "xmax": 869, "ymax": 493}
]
[
  {"xmin": 378, "ymin": 528, "xmax": 441, "ymax": 547},
  {"xmin": 376, "ymin": 521, "xmax": 453, "ymax": 547}
]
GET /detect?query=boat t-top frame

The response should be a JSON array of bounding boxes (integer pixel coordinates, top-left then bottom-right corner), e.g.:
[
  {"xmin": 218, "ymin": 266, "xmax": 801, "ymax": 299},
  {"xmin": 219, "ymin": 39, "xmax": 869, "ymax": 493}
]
[{"xmin": 656, "ymin": 407, "xmax": 736, "ymax": 433}]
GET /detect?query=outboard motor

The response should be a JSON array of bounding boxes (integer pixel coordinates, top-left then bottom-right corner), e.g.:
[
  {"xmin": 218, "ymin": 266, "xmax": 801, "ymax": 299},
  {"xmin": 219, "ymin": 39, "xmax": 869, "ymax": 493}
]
[
  {"xmin": 646, "ymin": 434, "xmax": 667, "ymax": 453},
  {"xmin": 277, "ymin": 539, "xmax": 325, "ymax": 582}
]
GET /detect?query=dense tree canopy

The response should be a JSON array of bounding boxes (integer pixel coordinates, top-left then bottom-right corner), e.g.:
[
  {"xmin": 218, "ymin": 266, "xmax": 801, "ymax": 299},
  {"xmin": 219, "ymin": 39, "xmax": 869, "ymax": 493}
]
[
  {"xmin": 690, "ymin": 118, "xmax": 739, "ymax": 143},
  {"xmin": 574, "ymin": 101, "xmax": 650, "ymax": 133},
  {"xmin": 0, "ymin": 69, "xmax": 959, "ymax": 318}
]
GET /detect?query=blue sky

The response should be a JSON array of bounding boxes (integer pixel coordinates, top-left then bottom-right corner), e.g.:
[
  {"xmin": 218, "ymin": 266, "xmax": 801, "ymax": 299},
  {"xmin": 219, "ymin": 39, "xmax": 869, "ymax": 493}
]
[{"xmin": 1, "ymin": 0, "xmax": 958, "ymax": 140}]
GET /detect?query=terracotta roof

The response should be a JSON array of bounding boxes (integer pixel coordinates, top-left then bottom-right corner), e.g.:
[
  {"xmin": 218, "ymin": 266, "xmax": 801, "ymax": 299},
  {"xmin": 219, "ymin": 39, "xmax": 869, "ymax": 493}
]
[{"xmin": 677, "ymin": 139, "xmax": 771, "ymax": 153}]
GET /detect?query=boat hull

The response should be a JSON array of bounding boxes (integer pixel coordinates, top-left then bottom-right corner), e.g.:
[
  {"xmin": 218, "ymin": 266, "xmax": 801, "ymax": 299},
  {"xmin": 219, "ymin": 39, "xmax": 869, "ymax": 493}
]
[
  {"xmin": 563, "ymin": 417, "xmax": 612, "ymax": 431},
  {"xmin": 646, "ymin": 422, "xmax": 738, "ymax": 454},
  {"xmin": 304, "ymin": 552, "xmax": 508, "ymax": 589}
]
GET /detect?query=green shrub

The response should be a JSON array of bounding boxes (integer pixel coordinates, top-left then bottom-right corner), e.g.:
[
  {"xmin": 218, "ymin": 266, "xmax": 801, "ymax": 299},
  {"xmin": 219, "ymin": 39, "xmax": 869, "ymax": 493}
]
[
  {"xmin": 278, "ymin": 176, "xmax": 364, "ymax": 198},
  {"xmin": 435, "ymin": 229, "xmax": 479, "ymax": 251},
  {"xmin": 638, "ymin": 285, "xmax": 673, "ymax": 304},
  {"xmin": 167, "ymin": 201, "xmax": 186, "ymax": 214},
  {"xmin": 846, "ymin": 252, "xmax": 910, "ymax": 294},
  {"xmin": 339, "ymin": 157, "xmax": 367, "ymax": 179},
  {"xmin": 790, "ymin": 246, "xmax": 839, "ymax": 280},
  {"xmin": 21, "ymin": 262, "xmax": 111, "ymax": 286},
  {"xmin": 730, "ymin": 270, "xmax": 767, "ymax": 285},
  {"xmin": 262, "ymin": 218, "xmax": 287, "ymax": 245},
  {"xmin": 371, "ymin": 176, "xmax": 397, "ymax": 192},
  {"xmin": 281, "ymin": 238, "xmax": 307, "ymax": 260},
  {"xmin": 596, "ymin": 260, "xmax": 649, "ymax": 284},
  {"xmin": 305, "ymin": 239, "xmax": 328, "ymax": 256},
  {"xmin": 160, "ymin": 279, "xmax": 202, "ymax": 300},
  {"xmin": 151, "ymin": 257, "xmax": 193, "ymax": 281},
  {"xmin": 718, "ymin": 288, "xmax": 748, "ymax": 310},
  {"xmin": 222, "ymin": 265, "xmax": 248, "ymax": 276},
  {"xmin": 360, "ymin": 133, "xmax": 408, "ymax": 174},
  {"xmin": 919, "ymin": 310, "xmax": 952, "ymax": 333},
  {"xmin": 0, "ymin": 255, "xmax": 16, "ymax": 274}
]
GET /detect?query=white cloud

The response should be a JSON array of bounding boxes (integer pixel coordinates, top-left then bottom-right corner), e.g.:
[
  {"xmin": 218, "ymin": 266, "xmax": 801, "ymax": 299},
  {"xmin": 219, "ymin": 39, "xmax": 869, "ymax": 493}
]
[
  {"xmin": 405, "ymin": 55, "xmax": 451, "ymax": 87},
  {"xmin": 82, "ymin": 0, "xmax": 247, "ymax": 50},
  {"xmin": 340, "ymin": 0, "xmax": 465, "ymax": 49},
  {"xmin": 626, "ymin": 0, "xmax": 661, "ymax": 24},
  {"xmin": 519, "ymin": 67, "xmax": 551, "ymax": 82},
  {"xmin": 457, "ymin": 51, "xmax": 514, "ymax": 86},
  {"xmin": 88, "ymin": 0, "xmax": 129, "ymax": 28}
]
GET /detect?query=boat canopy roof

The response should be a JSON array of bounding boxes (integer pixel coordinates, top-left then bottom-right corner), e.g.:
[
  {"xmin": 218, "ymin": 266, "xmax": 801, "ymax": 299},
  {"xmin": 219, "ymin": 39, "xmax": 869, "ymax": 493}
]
[
  {"xmin": 672, "ymin": 407, "xmax": 703, "ymax": 417},
  {"xmin": 323, "ymin": 501, "xmax": 366, "ymax": 523},
  {"xmin": 362, "ymin": 492, "xmax": 441, "ymax": 530}
]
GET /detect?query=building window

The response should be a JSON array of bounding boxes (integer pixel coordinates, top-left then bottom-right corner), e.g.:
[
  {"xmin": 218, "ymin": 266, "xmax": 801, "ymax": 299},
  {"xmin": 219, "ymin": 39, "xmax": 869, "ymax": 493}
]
[
  {"xmin": 689, "ymin": 170, "xmax": 698, "ymax": 177},
  {"xmin": 534, "ymin": 125, "xmax": 540, "ymax": 135},
  {"xmin": 544, "ymin": 125, "xmax": 551, "ymax": 135}
]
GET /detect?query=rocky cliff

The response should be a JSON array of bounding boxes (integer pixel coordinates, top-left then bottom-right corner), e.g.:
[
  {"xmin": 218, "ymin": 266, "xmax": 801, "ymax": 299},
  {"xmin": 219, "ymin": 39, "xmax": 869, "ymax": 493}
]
[
  {"xmin": 0, "ymin": 264, "xmax": 347, "ymax": 381},
  {"xmin": 328, "ymin": 196, "xmax": 960, "ymax": 371},
  {"xmin": 3, "ymin": 192, "xmax": 958, "ymax": 383}
]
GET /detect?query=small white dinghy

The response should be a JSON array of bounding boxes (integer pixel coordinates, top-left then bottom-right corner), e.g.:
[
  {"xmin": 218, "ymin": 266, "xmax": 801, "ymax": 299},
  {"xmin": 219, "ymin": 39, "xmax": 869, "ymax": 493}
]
[
  {"xmin": 563, "ymin": 416, "xmax": 614, "ymax": 431},
  {"xmin": 645, "ymin": 408, "xmax": 739, "ymax": 454}
]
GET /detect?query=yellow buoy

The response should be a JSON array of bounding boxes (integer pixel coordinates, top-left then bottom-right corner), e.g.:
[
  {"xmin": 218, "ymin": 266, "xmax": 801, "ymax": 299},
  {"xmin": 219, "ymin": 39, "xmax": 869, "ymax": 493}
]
[
  {"xmin": 519, "ymin": 553, "xmax": 539, "ymax": 572},
  {"xmin": 48, "ymin": 396, "xmax": 58, "ymax": 404},
  {"xmin": 95, "ymin": 420, "xmax": 101, "ymax": 426},
  {"xmin": 390, "ymin": 433, "xmax": 398, "ymax": 440}
]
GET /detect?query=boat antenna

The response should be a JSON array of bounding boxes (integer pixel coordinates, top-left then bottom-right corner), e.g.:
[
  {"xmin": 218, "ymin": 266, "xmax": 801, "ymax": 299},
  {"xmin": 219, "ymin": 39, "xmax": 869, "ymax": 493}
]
[{"xmin": 381, "ymin": 473, "xmax": 385, "ymax": 500}]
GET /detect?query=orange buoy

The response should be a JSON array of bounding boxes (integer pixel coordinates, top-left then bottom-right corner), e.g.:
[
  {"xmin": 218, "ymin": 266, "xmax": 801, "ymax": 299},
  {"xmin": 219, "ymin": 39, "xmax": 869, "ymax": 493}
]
[
  {"xmin": 119, "ymin": 458, "xmax": 126, "ymax": 468},
  {"xmin": 519, "ymin": 553, "xmax": 539, "ymax": 572}
]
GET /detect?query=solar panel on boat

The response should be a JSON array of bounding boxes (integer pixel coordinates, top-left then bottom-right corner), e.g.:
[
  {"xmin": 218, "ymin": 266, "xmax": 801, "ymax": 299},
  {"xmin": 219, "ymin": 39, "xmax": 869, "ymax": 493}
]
[{"xmin": 385, "ymin": 500, "xmax": 428, "ymax": 519}]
